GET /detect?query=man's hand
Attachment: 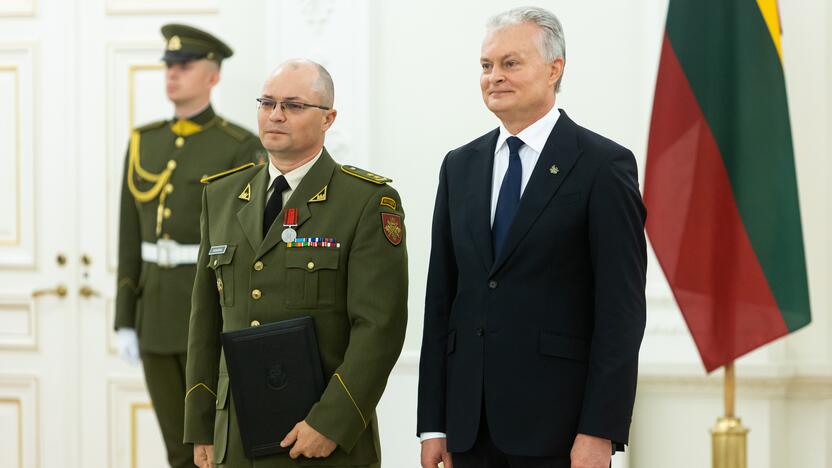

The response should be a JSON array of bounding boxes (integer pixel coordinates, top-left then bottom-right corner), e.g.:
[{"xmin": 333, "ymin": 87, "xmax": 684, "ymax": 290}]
[
  {"xmin": 421, "ymin": 438, "xmax": 453, "ymax": 468},
  {"xmin": 193, "ymin": 444, "xmax": 214, "ymax": 468},
  {"xmin": 570, "ymin": 433, "xmax": 611, "ymax": 468},
  {"xmin": 281, "ymin": 420, "xmax": 337, "ymax": 459}
]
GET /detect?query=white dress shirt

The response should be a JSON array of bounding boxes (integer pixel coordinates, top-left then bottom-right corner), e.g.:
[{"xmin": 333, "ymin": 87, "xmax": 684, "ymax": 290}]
[
  {"xmin": 420, "ymin": 106, "xmax": 560, "ymax": 444},
  {"xmin": 266, "ymin": 148, "xmax": 323, "ymax": 205},
  {"xmin": 490, "ymin": 105, "xmax": 560, "ymax": 226}
]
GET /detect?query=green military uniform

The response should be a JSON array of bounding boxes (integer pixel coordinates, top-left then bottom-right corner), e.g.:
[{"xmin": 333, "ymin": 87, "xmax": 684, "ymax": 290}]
[
  {"xmin": 184, "ymin": 149, "xmax": 408, "ymax": 467},
  {"xmin": 114, "ymin": 23, "xmax": 264, "ymax": 468}
]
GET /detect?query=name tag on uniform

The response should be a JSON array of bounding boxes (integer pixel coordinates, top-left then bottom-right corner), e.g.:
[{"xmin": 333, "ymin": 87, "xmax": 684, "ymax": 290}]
[{"xmin": 209, "ymin": 245, "xmax": 228, "ymax": 255}]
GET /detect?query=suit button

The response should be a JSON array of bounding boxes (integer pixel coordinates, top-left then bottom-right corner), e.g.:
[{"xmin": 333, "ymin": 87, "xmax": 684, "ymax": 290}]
[
  {"xmin": 251, "ymin": 289, "xmax": 262, "ymax": 300},
  {"xmin": 307, "ymin": 261, "xmax": 315, "ymax": 270},
  {"xmin": 488, "ymin": 280, "xmax": 498, "ymax": 289},
  {"xmin": 475, "ymin": 327, "xmax": 484, "ymax": 336},
  {"xmin": 250, "ymin": 320, "xmax": 260, "ymax": 327},
  {"xmin": 254, "ymin": 261, "xmax": 264, "ymax": 271}
]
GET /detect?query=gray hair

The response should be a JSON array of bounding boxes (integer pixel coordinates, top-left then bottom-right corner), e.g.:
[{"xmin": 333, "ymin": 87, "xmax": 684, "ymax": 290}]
[
  {"xmin": 280, "ymin": 58, "xmax": 335, "ymax": 107},
  {"xmin": 486, "ymin": 6, "xmax": 566, "ymax": 92}
]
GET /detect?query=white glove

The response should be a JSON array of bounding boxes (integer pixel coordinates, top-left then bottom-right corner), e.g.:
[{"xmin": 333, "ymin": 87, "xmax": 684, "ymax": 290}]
[{"xmin": 116, "ymin": 328, "xmax": 141, "ymax": 366}]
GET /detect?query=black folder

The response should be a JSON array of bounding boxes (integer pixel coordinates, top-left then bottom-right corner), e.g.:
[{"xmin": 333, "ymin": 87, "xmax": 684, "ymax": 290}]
[{"xmin": 221, "ymin": 316, "xmax": 325, "ymax": 458}]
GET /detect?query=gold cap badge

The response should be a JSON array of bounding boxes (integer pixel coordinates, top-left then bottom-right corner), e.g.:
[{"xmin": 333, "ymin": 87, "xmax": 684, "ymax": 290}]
[{"xmin": 167, "ymin": 35, "xmax": 182, "ymax": 51}]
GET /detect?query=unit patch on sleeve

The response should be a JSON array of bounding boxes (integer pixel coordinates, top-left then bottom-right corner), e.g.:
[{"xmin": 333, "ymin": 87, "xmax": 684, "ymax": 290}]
[{"xmin": 381, "ymin": 213, "xmax": 403, "ymax": 246}]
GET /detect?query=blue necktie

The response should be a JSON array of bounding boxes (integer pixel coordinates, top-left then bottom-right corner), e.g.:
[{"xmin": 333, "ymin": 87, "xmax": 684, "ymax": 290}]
[{"xmin": 492, "ymin": 136, "xmax": 524, "ymax": 256}]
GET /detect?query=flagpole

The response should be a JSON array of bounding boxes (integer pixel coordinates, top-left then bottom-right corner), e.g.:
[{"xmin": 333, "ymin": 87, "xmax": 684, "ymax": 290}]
[
  {"xmin": 712, "ymin": 361, "xmax": 749, "ymax": 468},
  {"xmin": 725, "ymin": 361, "xmax": 735, "ymax": 417}
]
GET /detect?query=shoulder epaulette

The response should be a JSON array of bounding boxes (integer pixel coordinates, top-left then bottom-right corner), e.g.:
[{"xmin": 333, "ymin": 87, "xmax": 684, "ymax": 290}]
[
  {"xmin": 340, "ymin": 165, "xmax": 392, "ymax": 185},
  {"xmin": 200, "ymin": 163, "xmax": 256, "ymax": 184},
  {"xmin": 135, "ymin": 119, "xmax": 167, "ymax": 133},
  {"xmin": 217, "ymin": 119, "xmax": 250, "ymax": 142}
]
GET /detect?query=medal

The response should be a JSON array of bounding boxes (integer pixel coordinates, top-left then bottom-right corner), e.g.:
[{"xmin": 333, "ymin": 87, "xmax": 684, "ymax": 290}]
[
  {"xmin": 282, "ymin": 228, "xmax": 296, "ymax": 243},
  {"xmin": 282, "ymin": 208, "xmax": 299, "ymax": 243}
]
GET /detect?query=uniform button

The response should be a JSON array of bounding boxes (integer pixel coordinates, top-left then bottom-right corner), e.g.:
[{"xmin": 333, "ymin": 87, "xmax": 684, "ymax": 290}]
[
  {"xmin": 167, "ymin": 160, "xmax": 177, "ymax": 170},
  {"xmin": 475, "ymin": 327, "xmax": 484, "ymax": 336},
  {"xmin": 162, "ymin": 233, "xmax": 171, "ymax": 240},
  {"xmin": 251, "ymin": 289, "xmax": 262, "ymax": 300},
  {"xmin": 175, "ymin": 137, "xmax": 185, "ymax": 148},
  {"xmin": 488, "ymin": 280, "xmax": 498, "ymax": 289},
  {"xmin": 254, "ymin": 261, "xmax": 264, "ymax": 271},
  {"xmin": 250, "ymin": 320, "xmax": 261, "ymax": 327},
  {"xmin": 163, "ymin": 207, "xmax": 172, "ymax": 219},
  {"xmin": 307, "ymin": 261, "xmax": 315, "ymax": 270},
  {"xmin": 165, "ymin": 183, "xmax": 174, "ymax": 194}
]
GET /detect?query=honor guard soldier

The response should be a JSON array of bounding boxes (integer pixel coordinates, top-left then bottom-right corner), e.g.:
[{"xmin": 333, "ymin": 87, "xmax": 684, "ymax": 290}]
[
  {"xmin": 114, "ymin": 23, "xmax": 264, "ymax": 468},
  {"xmin": 184, "ymin": 59, "xmax": 407, "ymax": 468}
]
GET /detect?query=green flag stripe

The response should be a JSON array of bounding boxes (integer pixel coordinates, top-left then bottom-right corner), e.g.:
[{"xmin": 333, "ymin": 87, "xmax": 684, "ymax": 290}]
[{"xmin": 666, "ymin": 0, "xmax": 810, "ymax": 331}]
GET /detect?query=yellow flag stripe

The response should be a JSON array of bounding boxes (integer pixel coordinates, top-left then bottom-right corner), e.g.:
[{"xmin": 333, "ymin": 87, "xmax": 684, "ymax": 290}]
[{"xmin": 756, "ymin": 0, "xmax": 783, "ymax": 61}]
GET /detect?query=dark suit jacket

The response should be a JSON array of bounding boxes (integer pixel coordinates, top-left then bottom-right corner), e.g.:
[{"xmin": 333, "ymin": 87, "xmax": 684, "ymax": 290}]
[{"xmin": 417, "ymin": 110, "xmax": 647, "ymax": 457}]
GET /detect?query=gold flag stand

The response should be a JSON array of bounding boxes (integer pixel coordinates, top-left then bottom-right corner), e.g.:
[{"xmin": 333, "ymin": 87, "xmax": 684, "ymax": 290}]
[{"xmin": 711, "ymin": 362, "xmax": 750, "ymax": 468}]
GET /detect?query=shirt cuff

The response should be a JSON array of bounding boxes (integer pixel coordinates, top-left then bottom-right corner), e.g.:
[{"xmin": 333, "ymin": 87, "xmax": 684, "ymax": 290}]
[{"xmin": 419, "ymin": 432, "xmax": 447, "ymax": 442}]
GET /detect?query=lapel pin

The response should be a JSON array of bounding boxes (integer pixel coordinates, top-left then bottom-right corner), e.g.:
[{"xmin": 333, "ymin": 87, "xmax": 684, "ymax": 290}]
[
  {"xmin": 549, "ymin": 164, "xmax": 560, "ymax": 175},
  {"xmin": 238, "ymin": 184, "xmax": 251, "ymax": 201},
  {"xmin": 308, "ymin": 185, "xmax": 327, "ymax": 203}
]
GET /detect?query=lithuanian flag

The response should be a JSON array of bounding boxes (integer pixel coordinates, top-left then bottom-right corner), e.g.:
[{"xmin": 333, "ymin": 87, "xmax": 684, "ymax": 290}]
[{"xmin": 644, "ymin": 0, "xmax": 811, "ymax": 372}]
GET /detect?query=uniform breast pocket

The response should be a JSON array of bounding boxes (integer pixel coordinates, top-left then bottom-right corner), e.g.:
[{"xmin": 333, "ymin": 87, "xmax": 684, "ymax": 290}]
[
  {"xmin": 208, "ymin": 245, "xmax": 236, "ymax": 307},
  {"xmin": 285, "ymin": 249, "xmax": 340, "ymax": 309}
]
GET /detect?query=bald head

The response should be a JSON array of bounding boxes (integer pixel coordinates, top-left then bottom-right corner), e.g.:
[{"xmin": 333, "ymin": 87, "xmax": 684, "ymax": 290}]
[
  {"xmin": 267, "ymin": 59, "xmax": 335, "ymax": 108},
  {"xmin": 257, "ymin": 58, "xmax": 338, "ymax": 171}
]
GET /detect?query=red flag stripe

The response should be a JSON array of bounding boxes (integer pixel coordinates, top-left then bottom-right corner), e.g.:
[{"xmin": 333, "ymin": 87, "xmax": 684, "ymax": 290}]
[{"xmin": 644, "ymin": 35, "xmax": 788, "ymax": 371}]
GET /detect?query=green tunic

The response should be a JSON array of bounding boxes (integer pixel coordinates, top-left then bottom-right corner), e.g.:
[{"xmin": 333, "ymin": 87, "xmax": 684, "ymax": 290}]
[{"xmin": 184, "ymin": 149, "xmax": 408, "ymax": 467}]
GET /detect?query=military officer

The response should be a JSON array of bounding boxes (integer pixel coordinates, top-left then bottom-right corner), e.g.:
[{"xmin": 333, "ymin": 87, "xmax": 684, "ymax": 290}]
[
  {"xmin": 114, "ymin": 23, "xmax": 264, "ymax": 468},
  {"xmin": 184, "ymin": 59, "xmax": 408, "ymax": 468}
]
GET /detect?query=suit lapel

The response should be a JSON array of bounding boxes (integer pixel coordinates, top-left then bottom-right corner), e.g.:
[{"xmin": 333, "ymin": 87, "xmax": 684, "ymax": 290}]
[
  {"xmin": 256, "ymin": 149, "xmax": 336, "ymax": 258},
  {"xmin": 491, "ymin": 111, "xmax": 582, "ymax": 274},
  {"xmin": 468, "ymin": 129, "xmax": 499, "ymax": 272},
  {"xmin": 236, "ymin": 165, "xmax": 269, "ymax": 252}
]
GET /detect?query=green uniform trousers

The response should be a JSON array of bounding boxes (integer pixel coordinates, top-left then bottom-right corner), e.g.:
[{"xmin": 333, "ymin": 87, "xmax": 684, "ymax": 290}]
[{"xmin": 141, "ymin": 351, "xmax": 192, "ymax": 468}]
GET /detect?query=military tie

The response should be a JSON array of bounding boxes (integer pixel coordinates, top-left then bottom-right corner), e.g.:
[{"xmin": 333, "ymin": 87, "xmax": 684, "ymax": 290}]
[
  {"xmin": 263, "ymin": 175, "xmax": 290, "ymax": 236},
  {"xmin": 492, "ymin": 136, "xmax": 524, "ymax": 256}
]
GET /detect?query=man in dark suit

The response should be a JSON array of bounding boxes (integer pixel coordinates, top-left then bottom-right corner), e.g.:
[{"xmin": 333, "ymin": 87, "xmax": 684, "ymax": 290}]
[{"xmin": 417, "ymin": 7, "xmax": 646, "ymax": 468}]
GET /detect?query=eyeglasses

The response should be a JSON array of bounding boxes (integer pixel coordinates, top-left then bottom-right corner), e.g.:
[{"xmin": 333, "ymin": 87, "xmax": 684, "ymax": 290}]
[{"xmin": 256, "ymin": 97, "xmax": 331, "ymax": 114}]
